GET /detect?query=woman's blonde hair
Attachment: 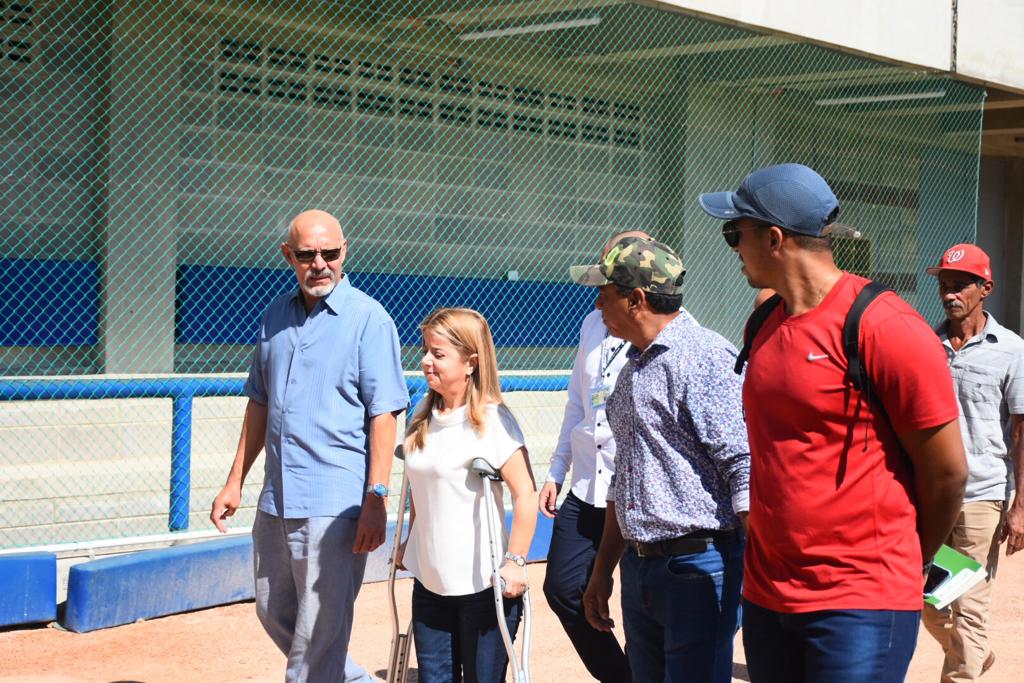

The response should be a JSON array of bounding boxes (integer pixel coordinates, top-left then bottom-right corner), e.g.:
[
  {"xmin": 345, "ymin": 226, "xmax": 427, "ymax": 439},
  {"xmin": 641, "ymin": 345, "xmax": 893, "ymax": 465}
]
[{"xmin": 404, "ymin": 307, "xmax": 504, "ymax": 452}]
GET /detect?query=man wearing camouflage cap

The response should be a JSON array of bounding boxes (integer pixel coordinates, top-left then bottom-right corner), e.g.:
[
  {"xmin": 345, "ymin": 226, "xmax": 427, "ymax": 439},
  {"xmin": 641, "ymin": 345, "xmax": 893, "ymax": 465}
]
[{"xmin": 575, "ymin": 236, "xmax": 751, "ymax": 682}]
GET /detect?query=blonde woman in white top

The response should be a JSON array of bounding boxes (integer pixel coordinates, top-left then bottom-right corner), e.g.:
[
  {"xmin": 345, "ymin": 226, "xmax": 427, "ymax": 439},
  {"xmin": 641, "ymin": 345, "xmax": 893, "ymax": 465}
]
[{"xmin": 398, "ymin": 307, "xmax": 537, "ymax": 683}]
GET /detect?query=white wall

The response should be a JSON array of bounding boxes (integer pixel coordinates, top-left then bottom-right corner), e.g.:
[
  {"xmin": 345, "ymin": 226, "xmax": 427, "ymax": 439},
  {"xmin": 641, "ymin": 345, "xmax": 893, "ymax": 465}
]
[
  {"xmin": 653, "ymin": 1, "xmax": 1024, "ymax": 94},
  {"xmin": 957, "ymin": 2, "xmax": 1024, "ymax": 92},
  {"xmin": 653, "ymin": 1, "xmax": 951, "ymax": 72}
]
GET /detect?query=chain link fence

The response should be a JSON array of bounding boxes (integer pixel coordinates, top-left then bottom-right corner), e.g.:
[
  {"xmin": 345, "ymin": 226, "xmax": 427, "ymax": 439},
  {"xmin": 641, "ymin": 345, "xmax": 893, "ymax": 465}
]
[{"xmin": 1, "ymin": 0, "xmax": 983, "ymax": 549}]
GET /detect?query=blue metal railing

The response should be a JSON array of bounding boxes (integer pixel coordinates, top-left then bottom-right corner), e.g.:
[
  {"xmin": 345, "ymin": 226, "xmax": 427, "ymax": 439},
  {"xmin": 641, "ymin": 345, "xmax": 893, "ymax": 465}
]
[{"xmin": 0, "ymin": 375, "xmax": 569, "ymax": 532}]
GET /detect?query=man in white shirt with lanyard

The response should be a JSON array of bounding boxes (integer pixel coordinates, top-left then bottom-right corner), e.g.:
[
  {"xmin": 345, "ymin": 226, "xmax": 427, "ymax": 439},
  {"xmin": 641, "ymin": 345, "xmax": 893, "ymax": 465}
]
[{"xmin": 540, "ymin": 230, "xmax": 695, "ymax": 682}]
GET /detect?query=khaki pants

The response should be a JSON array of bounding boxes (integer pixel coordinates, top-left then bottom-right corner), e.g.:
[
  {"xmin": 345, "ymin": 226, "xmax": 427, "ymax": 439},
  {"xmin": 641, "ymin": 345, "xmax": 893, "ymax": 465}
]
[{"xmin": 922, "ymin": 500, "xmax": 1005, "ymax": 682}]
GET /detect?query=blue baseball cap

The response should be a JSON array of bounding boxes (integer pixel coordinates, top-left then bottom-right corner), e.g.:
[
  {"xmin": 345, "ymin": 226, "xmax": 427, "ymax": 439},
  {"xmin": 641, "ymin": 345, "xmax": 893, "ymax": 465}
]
[{"xmin": 699, "ymin": 163, "xmax": 841, "ymax": 237}]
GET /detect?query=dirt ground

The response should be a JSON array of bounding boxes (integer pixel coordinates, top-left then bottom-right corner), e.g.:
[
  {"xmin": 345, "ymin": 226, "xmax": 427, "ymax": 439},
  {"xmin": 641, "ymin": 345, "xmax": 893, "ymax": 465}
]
[{"xmin": 3, "ymin": 558, "xmax": 1024, "ymax": 682}]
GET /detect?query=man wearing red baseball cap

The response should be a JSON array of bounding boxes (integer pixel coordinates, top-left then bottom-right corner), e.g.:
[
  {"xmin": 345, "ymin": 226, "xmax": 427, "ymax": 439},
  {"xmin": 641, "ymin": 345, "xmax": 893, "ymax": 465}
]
[{"xmin": 923, "ymin": 243, "xmax": 1024, "ymax": 681}]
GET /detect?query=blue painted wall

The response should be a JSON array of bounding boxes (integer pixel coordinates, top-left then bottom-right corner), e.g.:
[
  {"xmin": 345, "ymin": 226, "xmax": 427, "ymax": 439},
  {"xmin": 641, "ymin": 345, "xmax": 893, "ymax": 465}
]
[
  {"xmin": 0, "ymin": 259, "xmax": 99, "ymax": 346},
  {"xmin": 176, "ymin": 265, "xmax": 595, "ymax": 346},
  {"xmin": 0, "ymin": 260, "xmax": 594, "ymax": 349}
]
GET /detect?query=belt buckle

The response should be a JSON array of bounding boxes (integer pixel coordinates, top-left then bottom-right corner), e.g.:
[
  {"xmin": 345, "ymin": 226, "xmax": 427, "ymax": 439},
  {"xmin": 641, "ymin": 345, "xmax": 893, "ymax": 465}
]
[{"xmin": 634, "ymin": 541, "xmax": 651, "ymax": 558}]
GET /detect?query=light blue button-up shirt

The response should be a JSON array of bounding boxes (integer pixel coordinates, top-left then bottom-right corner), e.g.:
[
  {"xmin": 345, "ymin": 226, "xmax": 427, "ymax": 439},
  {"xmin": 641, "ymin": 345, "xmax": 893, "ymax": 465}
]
[{"xmin": 246, "ymin": 275, "xmax": 409, "ymax": 518}]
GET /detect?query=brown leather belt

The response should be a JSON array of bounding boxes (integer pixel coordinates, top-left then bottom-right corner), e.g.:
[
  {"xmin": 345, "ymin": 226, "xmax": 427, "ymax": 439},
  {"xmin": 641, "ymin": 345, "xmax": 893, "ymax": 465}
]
[{"xmin": 633, "ymin": 528, "xmax": 740, "ymax": 558}]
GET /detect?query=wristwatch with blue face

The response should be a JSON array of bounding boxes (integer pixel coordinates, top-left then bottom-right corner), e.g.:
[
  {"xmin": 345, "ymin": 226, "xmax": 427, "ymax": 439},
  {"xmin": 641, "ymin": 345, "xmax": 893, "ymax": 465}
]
[{"xmin": 366, "ymin": 483, "xmax": 389, "ymax": 498}]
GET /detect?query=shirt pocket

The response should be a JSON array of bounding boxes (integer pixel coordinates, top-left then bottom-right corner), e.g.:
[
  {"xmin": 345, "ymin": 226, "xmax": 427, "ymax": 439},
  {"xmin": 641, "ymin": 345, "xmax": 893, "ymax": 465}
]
[{"xmin": 957, "ymin": 367, "xmax": 1003, "ymax": 421}]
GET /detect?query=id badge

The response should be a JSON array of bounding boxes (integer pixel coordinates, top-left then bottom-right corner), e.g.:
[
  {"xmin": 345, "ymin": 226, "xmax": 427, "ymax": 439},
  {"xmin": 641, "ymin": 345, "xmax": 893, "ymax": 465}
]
[{"xmin": 590, "ymin": 385, "xmax": 611, "ymax": 408}]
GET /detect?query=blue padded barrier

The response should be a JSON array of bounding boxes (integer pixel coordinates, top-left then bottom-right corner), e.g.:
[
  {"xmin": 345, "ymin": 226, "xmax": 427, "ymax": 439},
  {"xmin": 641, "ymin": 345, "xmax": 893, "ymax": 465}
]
[
  {"xmin": 62, "ymin": 535, "xmax": 253, "ymax": 633},
  {"xmin": 59, "ymin": 514, "xmax": 553, "ymax": 632},
  {"xmin": 524, "ymin": 511, "xmax": 554, "ymax": 562},
  {"xmin": 0, "ymin": 552, "xmax": 57, "ymax": 627}
]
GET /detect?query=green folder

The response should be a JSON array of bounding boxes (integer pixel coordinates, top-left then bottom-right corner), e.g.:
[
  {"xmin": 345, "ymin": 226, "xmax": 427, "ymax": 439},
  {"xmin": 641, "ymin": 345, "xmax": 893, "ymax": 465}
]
[{"xmin": 924, "ymin": 544, "xmax": 987, "ymax": 610}]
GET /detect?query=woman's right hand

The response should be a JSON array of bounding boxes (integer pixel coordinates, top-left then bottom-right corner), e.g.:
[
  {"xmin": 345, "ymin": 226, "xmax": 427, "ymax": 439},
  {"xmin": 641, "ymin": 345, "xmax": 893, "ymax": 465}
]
[
  {"xmin": 538, "ymin": 481, "xmax": 560, "ymax": 518},
  {"xmin": 497, "ymin": 560, "xmax": 528, "ymax": 598}
]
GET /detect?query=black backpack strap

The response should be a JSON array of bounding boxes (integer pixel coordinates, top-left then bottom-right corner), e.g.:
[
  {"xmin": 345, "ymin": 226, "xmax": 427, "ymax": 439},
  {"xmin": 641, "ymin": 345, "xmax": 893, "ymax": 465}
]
[
  {"xmin": 842, "ymin": 281, "xmax": 892, "ymax": 392},
  {"xmin": 735, "ymin": 293, "xmax": 783, "ymax": 375}
]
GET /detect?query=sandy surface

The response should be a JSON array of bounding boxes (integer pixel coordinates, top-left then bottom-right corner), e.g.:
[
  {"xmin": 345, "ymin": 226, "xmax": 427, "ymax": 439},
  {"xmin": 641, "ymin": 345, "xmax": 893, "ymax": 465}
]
[{"xmin": 3, "ymin": 558, "xmax": 1023, "ymax": 682}]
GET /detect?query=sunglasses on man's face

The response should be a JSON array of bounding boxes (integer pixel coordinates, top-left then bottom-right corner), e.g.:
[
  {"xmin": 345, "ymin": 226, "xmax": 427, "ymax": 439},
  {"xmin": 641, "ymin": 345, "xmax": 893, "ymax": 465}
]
[
  {"xmin": 721, "ymin": 220, "xmax": 772, "ymax": 248},
  {"xmin": 290, "ymin": 247, "xmax": 343, "ymax": 263},
  {"xmin": 721, "ymin": 221, "xmax": 744, "ymax": 248}
]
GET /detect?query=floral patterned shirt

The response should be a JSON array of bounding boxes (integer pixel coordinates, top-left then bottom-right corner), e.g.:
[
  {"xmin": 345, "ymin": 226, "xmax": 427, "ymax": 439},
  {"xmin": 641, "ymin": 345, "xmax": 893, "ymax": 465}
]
[{"xmin": 607, "ymin": 313, "xmax": 750, "ymax": 543}]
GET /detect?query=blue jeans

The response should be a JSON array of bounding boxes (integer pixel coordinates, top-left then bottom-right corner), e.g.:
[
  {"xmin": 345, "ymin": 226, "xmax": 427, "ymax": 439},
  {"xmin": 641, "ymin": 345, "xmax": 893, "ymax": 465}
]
[
  {"xmin": 620, "ymin": 531, "xmax": 744, "ymax": 683},
  {"xmin": 411, "ymin": 579, "xmax": 522, "ymax": 683},
  {"xmin": 543, "ymin": 492, "xmax": 630, "ymax": 682},
  {"xmin": 742, "ymin": 599, "xmax": 920, "ymax": 683}
]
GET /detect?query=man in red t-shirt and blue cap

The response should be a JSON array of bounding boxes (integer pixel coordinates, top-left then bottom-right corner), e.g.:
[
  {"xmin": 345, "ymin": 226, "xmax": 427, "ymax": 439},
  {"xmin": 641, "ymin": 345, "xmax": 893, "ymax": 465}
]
[{"xmin": 698, "ymin": 163, "xmax": 968, "ymax": 682}]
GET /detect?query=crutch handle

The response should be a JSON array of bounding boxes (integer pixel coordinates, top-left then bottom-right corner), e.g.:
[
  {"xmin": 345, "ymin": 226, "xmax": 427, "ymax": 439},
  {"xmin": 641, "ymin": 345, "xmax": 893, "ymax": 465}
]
[{"xmin": 470, "ymin": 457, "xmax": 502, "ymax": 481}]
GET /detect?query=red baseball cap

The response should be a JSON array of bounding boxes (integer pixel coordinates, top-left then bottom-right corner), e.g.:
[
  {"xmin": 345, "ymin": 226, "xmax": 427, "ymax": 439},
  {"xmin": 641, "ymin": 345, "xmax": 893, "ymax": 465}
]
[{"xmin": 926, "ymin": 243, "xmax": 992, "ymax": 280}]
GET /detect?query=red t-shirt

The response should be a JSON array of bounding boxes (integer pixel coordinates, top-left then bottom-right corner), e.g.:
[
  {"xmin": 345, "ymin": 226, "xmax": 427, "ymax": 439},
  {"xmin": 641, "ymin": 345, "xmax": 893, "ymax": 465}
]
[{"xmin": 743, "ymin": 273, "xmax": 959, "ymax": 613}]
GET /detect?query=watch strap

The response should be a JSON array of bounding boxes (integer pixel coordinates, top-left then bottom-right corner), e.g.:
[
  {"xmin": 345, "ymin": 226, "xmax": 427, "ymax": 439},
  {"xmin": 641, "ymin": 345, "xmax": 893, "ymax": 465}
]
[
  {"xmin": 503, "ymin": 551, "xmax": 526, "ymax": 567},
  {"xmin": 366, "ymin": 483, "xmax": 389, "ymax": 497}
]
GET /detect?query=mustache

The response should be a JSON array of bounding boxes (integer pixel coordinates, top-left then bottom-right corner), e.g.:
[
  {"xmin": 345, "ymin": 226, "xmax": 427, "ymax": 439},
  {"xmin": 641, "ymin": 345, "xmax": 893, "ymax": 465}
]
[
  {"xmin": 305, "ymin": 268, "xmax": 334, "ymax": 281},
  {"xmin": 943, "ymin": 300, "xmax": 963, "ymax": 310}
]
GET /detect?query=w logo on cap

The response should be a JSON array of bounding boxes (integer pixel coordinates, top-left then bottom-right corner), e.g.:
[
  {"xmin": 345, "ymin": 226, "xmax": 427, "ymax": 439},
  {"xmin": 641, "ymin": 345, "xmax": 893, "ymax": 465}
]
[{"xmin": 926, "ymin": 243, "xmax": 992, "ymax": 281}]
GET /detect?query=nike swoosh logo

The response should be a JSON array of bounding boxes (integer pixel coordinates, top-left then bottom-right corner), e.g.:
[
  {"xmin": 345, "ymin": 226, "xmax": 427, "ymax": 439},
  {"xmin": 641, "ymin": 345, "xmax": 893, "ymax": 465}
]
[{"xmin": 807, "ymin": 353, "xmax": 829, "ymax": 361}]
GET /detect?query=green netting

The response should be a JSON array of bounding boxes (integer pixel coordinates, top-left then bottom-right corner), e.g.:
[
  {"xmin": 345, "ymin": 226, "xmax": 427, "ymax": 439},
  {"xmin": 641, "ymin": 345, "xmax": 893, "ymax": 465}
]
[{"xmin": 0, "ymin": 0, "xmax": 984, "ymax": 549}]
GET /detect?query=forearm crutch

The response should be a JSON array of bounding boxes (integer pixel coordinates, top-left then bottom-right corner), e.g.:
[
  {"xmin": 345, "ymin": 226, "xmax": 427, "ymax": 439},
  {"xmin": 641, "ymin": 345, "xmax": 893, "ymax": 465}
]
[
  {"xmin": 470, "ymin": 457, "xmax": 531, "ymax": 683},
  {"xmin": 386, "ymin": 446, "xmax": 413, "ymax": 683}
]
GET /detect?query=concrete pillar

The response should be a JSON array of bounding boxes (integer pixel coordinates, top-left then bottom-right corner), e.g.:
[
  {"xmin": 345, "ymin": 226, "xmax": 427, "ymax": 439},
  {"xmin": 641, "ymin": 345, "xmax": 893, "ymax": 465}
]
[
  {"xmin": 915, "ymin": 146, "xmax": 980, "ymax": 322},
  {"xmin": 975, "ymin": 157, "xmax": 1008, "ymax": 320},
  {"xmin": 100, "ymin": 1, "xmax": 179, "ymax": 373},
  {"xmin": 678, "ymin": 74, "xmax": 762, "ymax": 344},
  {"xmin": 1004, "ymin": 159, "xmax": 1024, "ymax": 333}
]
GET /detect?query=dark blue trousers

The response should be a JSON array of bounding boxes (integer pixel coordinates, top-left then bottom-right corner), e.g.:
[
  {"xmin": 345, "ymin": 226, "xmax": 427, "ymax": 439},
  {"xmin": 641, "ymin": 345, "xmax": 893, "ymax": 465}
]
[
  {"xmin": 742, "ymin": 599, "xmax": 920, "ymax": 683},
  {"xmin": 543, "ymin": 491, "xmax": 630, "ymax": 682},
  {"xmin": 411, "ymin": 580, "xmax": 521, "ymax": 683}
]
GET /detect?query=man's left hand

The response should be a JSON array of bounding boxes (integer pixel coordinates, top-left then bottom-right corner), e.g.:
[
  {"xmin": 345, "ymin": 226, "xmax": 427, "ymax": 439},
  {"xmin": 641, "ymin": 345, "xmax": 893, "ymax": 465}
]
[
  {"xmin": 1001, "ymin": 502, "xmax": 1024, "ymax": 556},
  {"xmin": 353, "ymin": 494, "xmax": 387, "ymax": 553}
]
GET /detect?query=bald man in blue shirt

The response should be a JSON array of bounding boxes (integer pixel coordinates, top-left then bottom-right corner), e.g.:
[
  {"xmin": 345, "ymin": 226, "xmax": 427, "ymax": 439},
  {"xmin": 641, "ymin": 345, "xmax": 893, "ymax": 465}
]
[{"xmin": 211, "ymin": 209, "xmax": 409, "ymax": 682}]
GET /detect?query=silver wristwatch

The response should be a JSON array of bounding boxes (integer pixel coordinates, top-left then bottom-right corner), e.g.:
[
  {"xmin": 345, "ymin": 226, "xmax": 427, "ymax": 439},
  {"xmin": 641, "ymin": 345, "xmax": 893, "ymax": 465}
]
[{"xmin": 503, "ymin": 551, "xmax": 526, "ymax": 567}]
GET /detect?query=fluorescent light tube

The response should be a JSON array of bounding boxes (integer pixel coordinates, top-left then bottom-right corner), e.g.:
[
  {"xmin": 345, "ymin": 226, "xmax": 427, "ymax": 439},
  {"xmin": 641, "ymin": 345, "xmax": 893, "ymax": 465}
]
[
  {"xmin": 814, "ymin": 90, "xmax": 946, "ymax": 106},
  {"xmin": 458, "ymin": 16, "xmax": 601, "ymax": 41}
]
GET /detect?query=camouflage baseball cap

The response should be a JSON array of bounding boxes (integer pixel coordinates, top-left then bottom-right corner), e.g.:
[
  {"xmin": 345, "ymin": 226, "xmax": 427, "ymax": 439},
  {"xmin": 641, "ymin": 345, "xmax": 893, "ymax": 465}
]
[{"xmin": 569, "ymin": 236, "xmax": 686, "ymax": 295}]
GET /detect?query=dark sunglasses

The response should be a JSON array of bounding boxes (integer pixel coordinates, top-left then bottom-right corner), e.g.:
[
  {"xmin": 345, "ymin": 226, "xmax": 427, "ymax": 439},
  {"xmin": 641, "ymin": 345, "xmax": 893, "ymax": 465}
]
[
  {"xmin": 290, "ymin": 246, "xmax": 343, "ymax": 263},
  {"xmin": 721, "ymin": 221, "xmax": 744, "ymax": 248},
  {"xmin": 721, "ymin": 220, "xmax": 771, "ymax": 248}
]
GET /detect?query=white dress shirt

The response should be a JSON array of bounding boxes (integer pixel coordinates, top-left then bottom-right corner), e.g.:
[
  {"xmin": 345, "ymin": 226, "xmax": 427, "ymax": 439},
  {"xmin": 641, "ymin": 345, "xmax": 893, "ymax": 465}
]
[{"xmin": 546, "ymin": 307, "xmax": 698, "ymax": 507}]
